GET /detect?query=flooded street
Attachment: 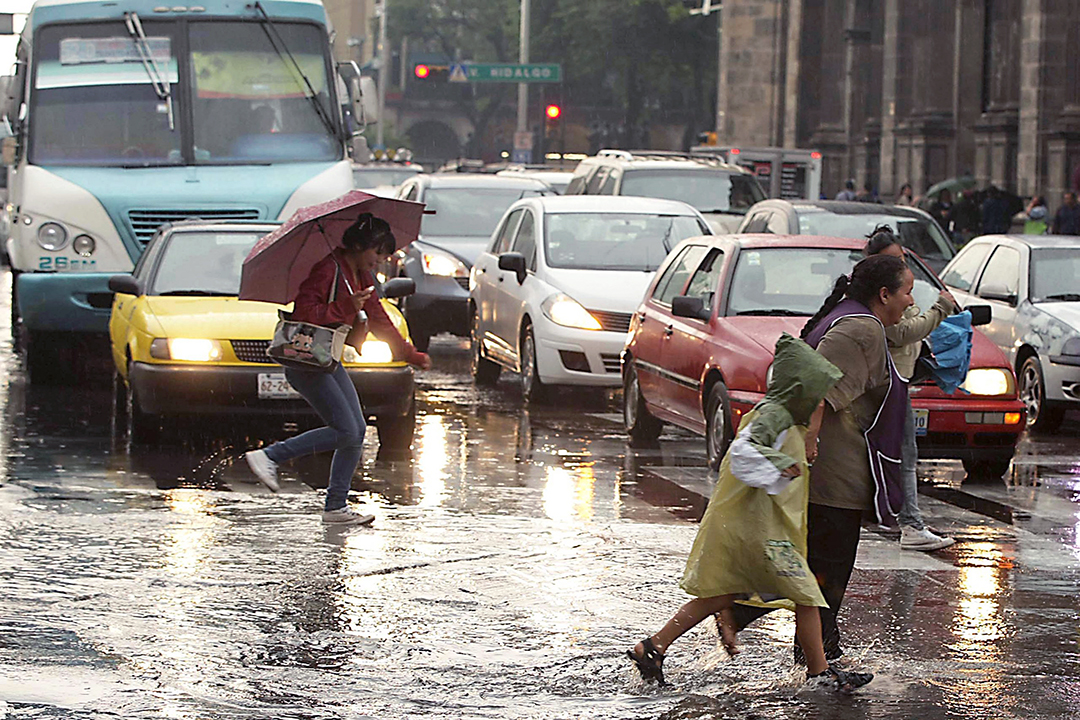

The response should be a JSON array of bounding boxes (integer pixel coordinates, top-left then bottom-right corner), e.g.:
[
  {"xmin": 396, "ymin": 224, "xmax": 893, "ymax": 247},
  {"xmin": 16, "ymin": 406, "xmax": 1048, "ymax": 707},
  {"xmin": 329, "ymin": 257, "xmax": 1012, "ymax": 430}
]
[{"xmin": 2, "ymin": 271, "xmax": 1080, "ymax": 719}]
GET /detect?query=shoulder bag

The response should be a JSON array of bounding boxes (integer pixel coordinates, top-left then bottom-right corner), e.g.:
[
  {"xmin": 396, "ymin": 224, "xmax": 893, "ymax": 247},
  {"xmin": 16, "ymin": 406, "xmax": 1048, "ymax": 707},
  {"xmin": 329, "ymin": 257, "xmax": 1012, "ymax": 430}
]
[{"xmin": 267, "ymin": 265, "xmax": 351, "ymax": 373}]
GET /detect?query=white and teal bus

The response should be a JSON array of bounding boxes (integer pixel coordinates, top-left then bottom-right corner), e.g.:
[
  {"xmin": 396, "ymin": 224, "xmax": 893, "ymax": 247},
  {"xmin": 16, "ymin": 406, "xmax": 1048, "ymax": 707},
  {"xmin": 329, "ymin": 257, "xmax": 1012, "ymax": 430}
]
[{"xmin": 0, "ymin": 0, "xmax": 370, "ymax": 382}]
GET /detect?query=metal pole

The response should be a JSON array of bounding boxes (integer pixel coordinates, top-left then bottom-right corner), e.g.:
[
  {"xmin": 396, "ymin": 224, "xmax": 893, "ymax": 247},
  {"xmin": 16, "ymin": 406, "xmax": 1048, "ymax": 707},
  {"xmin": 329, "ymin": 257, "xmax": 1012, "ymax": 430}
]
[
  {"xmin": 517, "ymin": 0, "xmax": 530, "ymax": 135},
  {"xmin": 376, "ymin": 0, "xmax": 389, "ymax": 149}
]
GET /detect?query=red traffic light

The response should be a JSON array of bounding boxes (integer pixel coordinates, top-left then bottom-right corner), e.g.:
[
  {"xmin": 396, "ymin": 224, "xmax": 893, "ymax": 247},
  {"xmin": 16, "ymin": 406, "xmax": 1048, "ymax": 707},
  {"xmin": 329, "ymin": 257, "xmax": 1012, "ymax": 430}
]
[
  {"xmin": 414, "ymin": 64, "xmax": 430, "ymax": 79},
  {"xmin": 545, "ymin": 104, "xmax": 561, "ymax": 120}
]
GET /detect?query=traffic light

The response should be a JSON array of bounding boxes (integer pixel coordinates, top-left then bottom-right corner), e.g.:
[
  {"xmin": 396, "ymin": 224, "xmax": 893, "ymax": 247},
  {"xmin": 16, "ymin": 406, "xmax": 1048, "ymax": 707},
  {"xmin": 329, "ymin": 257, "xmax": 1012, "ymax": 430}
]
[
  {"xmin": 545, "ymin": 104, "xmax": 561, "ymax": 121},
  {"xmin": 413, "ymin": 63, "xmax": 449, "ymax": 82}
]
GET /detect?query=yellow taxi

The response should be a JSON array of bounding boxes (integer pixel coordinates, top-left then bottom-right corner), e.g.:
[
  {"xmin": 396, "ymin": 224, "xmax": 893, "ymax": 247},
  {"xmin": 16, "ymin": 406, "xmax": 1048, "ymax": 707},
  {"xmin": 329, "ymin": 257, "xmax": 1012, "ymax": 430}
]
[{"xmin": 107, "ymin": 221, "xmax": 417, "ymax": 449}]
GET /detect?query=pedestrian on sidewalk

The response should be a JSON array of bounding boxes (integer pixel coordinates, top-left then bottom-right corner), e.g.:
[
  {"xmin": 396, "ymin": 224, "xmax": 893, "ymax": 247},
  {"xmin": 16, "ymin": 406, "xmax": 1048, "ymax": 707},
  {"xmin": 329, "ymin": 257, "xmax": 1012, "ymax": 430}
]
[
  {"xmin": 865, "ymin": 226, "xmax": 956, "ymax": 551},
  {"xmin": 626, "ymin": 334, "xmax": 873, "ymax": 692},
  {"xmin": 1052, "ymin": 192, "xmax": 1080, "ymax": 235},
  {"xmin": 245, "ymin": 213, "xmax": 431, "ymax": 525},
  {"xmin": 727, "ymin": 253, "xmax": 914, "ymax": 663}
]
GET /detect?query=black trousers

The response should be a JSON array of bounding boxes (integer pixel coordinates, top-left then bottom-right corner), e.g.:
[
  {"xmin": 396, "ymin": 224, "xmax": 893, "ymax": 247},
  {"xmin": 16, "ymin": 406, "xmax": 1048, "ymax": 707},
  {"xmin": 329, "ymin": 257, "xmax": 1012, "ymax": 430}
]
[{"xmin": 728, "ymin": 502, "xmax": 863, "ymax": 661}]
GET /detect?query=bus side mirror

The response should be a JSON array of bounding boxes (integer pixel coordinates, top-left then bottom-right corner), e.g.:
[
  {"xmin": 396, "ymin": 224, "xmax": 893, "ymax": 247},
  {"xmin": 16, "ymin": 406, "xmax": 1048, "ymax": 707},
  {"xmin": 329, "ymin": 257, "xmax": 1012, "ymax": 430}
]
[{"xmin": 337, "ymin": 61, "xmax": 377, "ymax": 127}]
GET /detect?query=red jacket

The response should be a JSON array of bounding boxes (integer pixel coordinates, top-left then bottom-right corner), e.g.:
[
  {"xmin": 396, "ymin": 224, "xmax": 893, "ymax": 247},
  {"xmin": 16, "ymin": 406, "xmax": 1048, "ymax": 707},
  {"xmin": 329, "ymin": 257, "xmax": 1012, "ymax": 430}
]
[{"xmin": 291, "ymin": 249, "xmax": 426, "ymax": 365}]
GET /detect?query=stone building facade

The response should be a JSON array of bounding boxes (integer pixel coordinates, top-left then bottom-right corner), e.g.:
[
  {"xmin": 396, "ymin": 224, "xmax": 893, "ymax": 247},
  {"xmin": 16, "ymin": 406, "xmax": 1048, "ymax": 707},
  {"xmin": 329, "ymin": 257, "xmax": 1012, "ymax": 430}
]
[{"xmin": 719, "ymin": 0, "xmax": 1080, "ymax": 203}]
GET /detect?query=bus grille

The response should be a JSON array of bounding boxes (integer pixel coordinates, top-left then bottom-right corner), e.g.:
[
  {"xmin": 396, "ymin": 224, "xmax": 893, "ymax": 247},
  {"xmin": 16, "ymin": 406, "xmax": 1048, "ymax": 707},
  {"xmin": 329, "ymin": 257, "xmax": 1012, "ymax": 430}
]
[{"xmin": 127, "ymin": 208, "xmax": 261, "ymax": 245}]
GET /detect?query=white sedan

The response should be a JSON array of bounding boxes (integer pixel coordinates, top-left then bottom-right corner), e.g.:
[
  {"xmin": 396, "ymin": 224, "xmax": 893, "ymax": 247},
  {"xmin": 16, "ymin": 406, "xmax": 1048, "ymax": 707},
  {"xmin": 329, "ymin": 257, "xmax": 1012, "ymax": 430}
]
[{"xmin": 469, "ymin": 195, "xmax": 712, "ymax": 402}]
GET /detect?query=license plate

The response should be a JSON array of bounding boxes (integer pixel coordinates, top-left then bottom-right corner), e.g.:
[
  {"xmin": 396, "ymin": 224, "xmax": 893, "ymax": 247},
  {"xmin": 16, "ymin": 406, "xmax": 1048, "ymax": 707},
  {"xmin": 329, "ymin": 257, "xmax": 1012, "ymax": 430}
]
[
  {"xmin": 913, "ymin": 408, "xmax": 929, "ymax": 436},
  {"xmin": 257, "ymin": 373, "xmax": 300, "ymax": 400}
]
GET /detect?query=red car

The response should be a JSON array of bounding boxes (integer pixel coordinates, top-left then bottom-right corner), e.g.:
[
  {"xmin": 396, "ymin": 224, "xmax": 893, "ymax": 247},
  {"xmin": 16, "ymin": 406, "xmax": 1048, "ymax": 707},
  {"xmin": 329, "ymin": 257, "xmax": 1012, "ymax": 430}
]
[{"xmin": 622, "ymin": 234, "xmax": 1025, "ymax": 479}]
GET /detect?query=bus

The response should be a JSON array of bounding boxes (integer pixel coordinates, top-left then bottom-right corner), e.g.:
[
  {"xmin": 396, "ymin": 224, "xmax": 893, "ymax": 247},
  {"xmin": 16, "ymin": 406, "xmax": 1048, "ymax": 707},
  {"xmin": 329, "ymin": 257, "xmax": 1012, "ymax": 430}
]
[{"xmin": 0, "ymin": 0, "xmax": 372, "ymax": 383}]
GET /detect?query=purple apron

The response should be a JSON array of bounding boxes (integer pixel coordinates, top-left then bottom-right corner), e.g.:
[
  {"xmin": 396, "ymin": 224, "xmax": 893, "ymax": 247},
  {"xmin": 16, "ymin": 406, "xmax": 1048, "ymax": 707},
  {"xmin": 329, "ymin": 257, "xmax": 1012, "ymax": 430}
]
[{"xmin": 804, "ymin": 298, "xmax": 906, "ymax": 525}]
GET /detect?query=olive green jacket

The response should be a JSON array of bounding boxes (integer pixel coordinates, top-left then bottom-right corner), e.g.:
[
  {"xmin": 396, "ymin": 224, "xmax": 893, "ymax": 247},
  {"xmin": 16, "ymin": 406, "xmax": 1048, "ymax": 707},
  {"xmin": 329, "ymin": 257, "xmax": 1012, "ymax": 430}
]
[{"xmin": 885, "ymin": 294, "xmax": 957, "ymax": 379}]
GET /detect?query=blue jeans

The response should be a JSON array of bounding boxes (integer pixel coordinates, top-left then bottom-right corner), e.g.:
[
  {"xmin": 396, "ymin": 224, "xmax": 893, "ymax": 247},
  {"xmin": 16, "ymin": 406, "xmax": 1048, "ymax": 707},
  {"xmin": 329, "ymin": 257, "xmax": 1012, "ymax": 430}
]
[
  {"xmin": 263, "ymin": 363, "xmax": 366, "ymax": 512},
  {"xmin": 897, "ymin": 393, "xmax": 925, "ymax": 529}
]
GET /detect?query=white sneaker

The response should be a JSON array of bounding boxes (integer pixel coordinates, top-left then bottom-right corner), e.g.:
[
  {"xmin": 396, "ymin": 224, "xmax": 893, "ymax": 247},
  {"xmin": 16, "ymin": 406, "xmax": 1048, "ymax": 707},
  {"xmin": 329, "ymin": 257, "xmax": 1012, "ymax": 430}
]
[
  {"xmin": 900, "ymin": 525, "xmax": 955, "ymax": 551},
  {"xmin": 245, "ymin": 449, "xmax": 279, "ymax": 493},
  {"xmin": 321, "ymin": 507, "xmax": 375, "ymax": 526}
]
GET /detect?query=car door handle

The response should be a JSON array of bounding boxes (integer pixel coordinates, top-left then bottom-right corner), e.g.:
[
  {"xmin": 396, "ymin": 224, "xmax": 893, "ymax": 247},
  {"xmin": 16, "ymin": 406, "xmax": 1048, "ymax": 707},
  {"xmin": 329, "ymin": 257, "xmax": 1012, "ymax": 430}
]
[
  {"xmin": 664, "ymin": 325, "xmax": 674, "ymax": 337},
  {"xmin": 638, "ymin": 311, "xmax": 647, "ymax": 322}
]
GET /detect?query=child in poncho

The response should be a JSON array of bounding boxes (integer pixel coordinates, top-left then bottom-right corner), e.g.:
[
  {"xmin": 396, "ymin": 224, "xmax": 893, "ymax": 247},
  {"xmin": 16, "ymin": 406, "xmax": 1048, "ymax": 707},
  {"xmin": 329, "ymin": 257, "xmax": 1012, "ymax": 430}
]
[{"xmin": 626, "ymin": 333, "xmax": 874, "ymax": 692}]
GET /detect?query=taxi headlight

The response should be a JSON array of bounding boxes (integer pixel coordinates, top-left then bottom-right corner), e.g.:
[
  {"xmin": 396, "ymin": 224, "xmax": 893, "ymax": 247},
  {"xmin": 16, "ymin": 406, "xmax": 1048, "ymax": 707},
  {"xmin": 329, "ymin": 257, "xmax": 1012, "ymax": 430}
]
[
  {"xmin": 541, "ymin": 293, "xmax": 602, "ymax": 331},
  {"xmin": 422, "ymin": 249, "xmax": 469, "ymax": 277},
  {"xmin": 960, "ymin": 368, "xmax": 1011, "ymax": 396},
  {"xmin": 37, "ymin": 222, "xmax": 69, "ymax": 251},
  {"xmin": 150, "ymin": 338, "xmax": 223, "ymax": 362},
  {"xmin": 344, "ymin": 340, "xmax": 393, "ymax": 364}
]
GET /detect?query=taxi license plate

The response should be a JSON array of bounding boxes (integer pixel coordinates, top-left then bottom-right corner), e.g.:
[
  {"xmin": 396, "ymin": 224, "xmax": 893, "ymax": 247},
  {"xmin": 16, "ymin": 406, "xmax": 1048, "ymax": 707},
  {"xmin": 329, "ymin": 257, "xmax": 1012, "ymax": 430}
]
[
  {"xmin": 258, "ymin": 373, "xmax": 300, "ymax": 400},
  {"xmin": 913, "ymin": 408, "xmax": 929, "ymax": 436}
]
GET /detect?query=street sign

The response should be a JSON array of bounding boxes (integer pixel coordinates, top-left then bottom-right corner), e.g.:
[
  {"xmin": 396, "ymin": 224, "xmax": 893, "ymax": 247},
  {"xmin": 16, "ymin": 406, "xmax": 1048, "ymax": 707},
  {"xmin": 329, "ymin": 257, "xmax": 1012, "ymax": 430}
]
[
  {"xmin": 448, "ymin": 63, "xmax": 468, "ymax": 83},
  {"xmin": 465, "ymin": 63, "xmax": 561, "ymax": 83},
  {"xmin": 512, "ymin": 148, "xmax": 533, "ymax": 164},
  {"xmin": 513, "ymin": 131, "xmax": 534, "ymax": 151}
]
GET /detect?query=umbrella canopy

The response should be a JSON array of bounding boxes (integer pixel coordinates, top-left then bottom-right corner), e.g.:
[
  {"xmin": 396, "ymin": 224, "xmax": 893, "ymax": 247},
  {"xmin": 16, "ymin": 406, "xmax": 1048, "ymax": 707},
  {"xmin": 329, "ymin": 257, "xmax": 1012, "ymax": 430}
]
[
  {"xmin": 239, "ymin": 190, "xmax": 424, "ymax": 304},
  {"xmin": 924, "ymin": 175, "xmax": 977, "ymax": 201}
]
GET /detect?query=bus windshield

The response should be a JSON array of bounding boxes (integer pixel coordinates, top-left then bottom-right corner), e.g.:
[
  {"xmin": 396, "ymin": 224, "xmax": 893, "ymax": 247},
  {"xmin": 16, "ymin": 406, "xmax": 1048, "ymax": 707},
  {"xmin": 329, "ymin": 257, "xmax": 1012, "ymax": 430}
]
[{"xmin": 30, "ymin": 20, "xmax": 339, "ymax": 166}]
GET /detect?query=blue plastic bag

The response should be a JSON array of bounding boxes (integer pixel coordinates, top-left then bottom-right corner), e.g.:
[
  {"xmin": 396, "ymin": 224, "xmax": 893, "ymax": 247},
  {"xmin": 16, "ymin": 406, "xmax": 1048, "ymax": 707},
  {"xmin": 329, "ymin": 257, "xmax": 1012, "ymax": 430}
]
[{"xmin": 928, "ymin": 310, "xmax": 973, "ymax": 394}]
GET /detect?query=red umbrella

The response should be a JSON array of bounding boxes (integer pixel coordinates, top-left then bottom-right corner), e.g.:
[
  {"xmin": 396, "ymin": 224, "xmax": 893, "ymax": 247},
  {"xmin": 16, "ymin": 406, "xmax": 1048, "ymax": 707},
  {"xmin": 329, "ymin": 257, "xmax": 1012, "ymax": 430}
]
[{"xmin": 239, "ymin": 190, "xmax": 425, "ymax": 304}]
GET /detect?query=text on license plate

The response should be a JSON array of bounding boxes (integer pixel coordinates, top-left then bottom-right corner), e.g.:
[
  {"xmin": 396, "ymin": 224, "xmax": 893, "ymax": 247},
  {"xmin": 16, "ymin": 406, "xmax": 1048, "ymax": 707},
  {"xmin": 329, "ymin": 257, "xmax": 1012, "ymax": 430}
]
[
  {"xmin": 913, "ymin": 408, "xmax": 929, "ymax": 436},
  {"xmin": 258, "ymin": 373, "xmax": 301, "ymax": 400}
]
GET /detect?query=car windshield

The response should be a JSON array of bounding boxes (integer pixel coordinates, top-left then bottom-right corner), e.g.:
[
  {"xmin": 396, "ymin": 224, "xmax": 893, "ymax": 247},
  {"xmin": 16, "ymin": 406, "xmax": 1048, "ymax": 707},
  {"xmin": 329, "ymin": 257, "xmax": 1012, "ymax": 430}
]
[
  {"xmin": 544, "ymin": 213, "xmax": 705, "ymax": 271},
  {"xmin": 151, "ymin": 231, "xmax": 263, "ymax": 295},
  {"xmin": 620, "ymin": 170, "xmax": 765, "ymax": 215},
  {"xmin": 352, "ymin": 167, "xmax": 421, "ymax": 188},
  {"xmin": 422, "ymin": 187, "xmax": 548, "ymax": 237},
  {"xmin": 726, "ymin": 247, "xmax": 941, "ymax": 316},
  {"xmin": 797, "ymin": 211, "xmax": 955, "ymax": 262},
  {"xmin": 1030, "ymin": 248, "xmax": 1080, "ymax": 302}
]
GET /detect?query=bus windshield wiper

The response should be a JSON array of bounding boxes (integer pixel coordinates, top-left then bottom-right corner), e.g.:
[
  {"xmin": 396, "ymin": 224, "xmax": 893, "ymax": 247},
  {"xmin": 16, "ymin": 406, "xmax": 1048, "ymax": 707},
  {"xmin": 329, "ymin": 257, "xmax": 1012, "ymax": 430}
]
[
  {"xmin": 253, "ymin": 2, "xmax": 337, "ymax": 141},
  {"xmin": 124, "ymin": 12, "xmax": 174, "ymax": 131}
]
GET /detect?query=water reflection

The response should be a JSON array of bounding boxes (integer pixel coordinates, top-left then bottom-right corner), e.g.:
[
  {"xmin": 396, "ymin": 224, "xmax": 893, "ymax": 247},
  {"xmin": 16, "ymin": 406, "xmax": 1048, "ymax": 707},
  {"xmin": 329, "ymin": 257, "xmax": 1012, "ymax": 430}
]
[
  {"xmin": 542, "ymin": 463, "xmax": 596, "ymax": 523},
  {"xmin": 416, "ymin": 414, "xmax": 450, "ymax": 508}
]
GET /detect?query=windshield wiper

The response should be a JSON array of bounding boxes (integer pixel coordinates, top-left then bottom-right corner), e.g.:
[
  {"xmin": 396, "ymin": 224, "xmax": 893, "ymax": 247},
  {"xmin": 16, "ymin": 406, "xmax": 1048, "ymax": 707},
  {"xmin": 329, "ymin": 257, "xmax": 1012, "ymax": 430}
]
[
  {"xmin": 1041, "ymin": 293, "xmax": 1080, "ymax": 302},
  {"xmin": 124, "ymin": 12, "xmax": 174, "ymax": 131},
  {"xmin": 158, "ymin": 290, "xmax": 232, "ymax": 296},
  {"xmin": 253, "ymin": 2, "xmax": 337, "ymax": 141},
  {"xmin": 734, "ymin": 309, "xmax": 809, "ymax": 317},
  {"xmin": 698, "ymin": 209, "xmax": 745, "ymax": 215}
]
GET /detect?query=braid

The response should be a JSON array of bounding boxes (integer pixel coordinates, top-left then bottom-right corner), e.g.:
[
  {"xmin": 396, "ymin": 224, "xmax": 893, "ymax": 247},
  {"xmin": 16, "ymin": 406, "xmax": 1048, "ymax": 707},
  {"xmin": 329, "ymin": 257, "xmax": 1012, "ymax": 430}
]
[{"xmin": 801, "ymin": 274, "xmax": 850, "ymax": 339}]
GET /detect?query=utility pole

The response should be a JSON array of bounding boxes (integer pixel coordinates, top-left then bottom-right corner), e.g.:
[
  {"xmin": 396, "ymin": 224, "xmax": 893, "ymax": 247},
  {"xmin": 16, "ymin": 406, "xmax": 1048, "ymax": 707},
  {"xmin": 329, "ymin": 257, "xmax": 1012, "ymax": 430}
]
[
  {"xmin": 689, "ymin": 0, "xmax": 723, "ymax": 139},
  {"xmin": 376, "ymin": 0, "xmax": 389, "ymax": 149},
  {"xmin": 517, "ymin": 0, "xmax": 530, "ymax": 136}
]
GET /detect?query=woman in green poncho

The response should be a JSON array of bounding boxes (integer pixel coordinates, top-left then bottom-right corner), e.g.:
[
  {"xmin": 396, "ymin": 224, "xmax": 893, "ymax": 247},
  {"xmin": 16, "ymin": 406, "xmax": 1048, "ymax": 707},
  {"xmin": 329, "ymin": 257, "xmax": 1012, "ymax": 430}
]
[{"xmin": 625, "ymin": 333, "xmax": 874, "ymax": 692}]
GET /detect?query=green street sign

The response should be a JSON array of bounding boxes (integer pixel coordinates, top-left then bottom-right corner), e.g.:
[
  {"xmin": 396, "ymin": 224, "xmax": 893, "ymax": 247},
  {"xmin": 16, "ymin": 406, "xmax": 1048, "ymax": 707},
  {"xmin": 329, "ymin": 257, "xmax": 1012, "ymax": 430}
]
[{"xmin": 465, "ymin": 63, "xmax": 562, "ymax": 83}]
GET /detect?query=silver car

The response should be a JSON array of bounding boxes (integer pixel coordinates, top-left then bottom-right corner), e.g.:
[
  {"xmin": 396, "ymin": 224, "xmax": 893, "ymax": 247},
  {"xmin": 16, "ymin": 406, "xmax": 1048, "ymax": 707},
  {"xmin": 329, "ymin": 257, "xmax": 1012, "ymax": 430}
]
[{"xmin": 940, "ymin": 234, "xmax": 1080, "ymax": 431}]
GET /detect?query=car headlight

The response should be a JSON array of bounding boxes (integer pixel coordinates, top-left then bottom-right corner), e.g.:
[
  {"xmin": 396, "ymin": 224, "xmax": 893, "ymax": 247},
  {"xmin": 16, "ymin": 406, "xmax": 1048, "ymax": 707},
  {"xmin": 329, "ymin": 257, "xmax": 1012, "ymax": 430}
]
[
  {"xmin": 541, "ymin": 293, "xmax": 602, "ymax": 330},
  {"xmin": 422, "ymin": 248, "xmax": 469, "ymax": 277},
  {"xmin": 961, "ymin": 368, "xmax": 1012, "ymax": 396},
  {"xmin": 343, "ymin": 340, "xmax": 393, "ymax": 364},
  {"xmin": 37, "ymin": 222, "xmax": 69, "ymax": 251},
  {"xmin": 150, "ymin": 338, "xmax": 223, "ymax": 362}
]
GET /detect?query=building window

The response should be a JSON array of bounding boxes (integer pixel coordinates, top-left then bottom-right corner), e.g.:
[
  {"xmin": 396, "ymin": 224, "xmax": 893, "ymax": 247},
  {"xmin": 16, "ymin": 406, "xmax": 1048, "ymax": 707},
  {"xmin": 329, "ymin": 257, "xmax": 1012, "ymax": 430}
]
[{"xmin": 981, "ymin": 0, "xmax": 1021, "ymax": 113}]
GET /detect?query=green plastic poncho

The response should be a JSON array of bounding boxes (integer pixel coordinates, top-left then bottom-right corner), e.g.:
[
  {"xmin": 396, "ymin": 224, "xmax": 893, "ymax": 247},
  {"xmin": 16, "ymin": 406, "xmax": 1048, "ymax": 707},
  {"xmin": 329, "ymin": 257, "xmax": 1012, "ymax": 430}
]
[{"xmin": 680, "ymin": 333, "xmax": 843, "ymax": 608}]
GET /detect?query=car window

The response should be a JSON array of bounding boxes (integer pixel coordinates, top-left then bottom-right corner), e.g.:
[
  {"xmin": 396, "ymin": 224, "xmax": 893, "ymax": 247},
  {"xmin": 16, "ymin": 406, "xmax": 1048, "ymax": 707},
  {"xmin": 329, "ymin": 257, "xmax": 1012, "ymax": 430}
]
[
  {"xmin": 564, "ymin": 171, "xmax": 589, "ymax": 195},
  {"xmin": 653, "ymin": 245, "xmax": 709, "ymax": 305},
  {"xmin": 151, "ymin": 231, "xmax": 263, "ymax": 295},
  {"xmin": 512, "ymin": 211, "xmax": 537, "ymax": 270},
  {"xmin": 682, "ymin": 249, "xmax": 725, "ymax": 313},
  {"xmin": 134, "ymin": 232, "xmax": 168, "ymax": 279},
  {"xmin": 797, "ymin": 211, "xmax": 953, "ymax": 261},
  {"xmin": 544, "ymin": 213, "xmax": 704, "ymax": 271},
  {"xmin": 1030, "ymin": 247, "xmax": 1080, "ymax": 301},
  {"xmin": 977, "ymin": 245, "xmax": 1021, "ymax": 296},
  {"xmin": 421, "ymin": 187, "xmax": 547, "ymax": 238},
  {"xmin": 620, "ymin": 169, "xmax": 765, "ymax": 214},
  {"xmin": 741, "ymin": 212, "xmax": 769, "ymax": 233},
  {"xmin": 597, "ymin": 169, "xmax": 618, "ymax": 195},
  {"xmin": 765, "ymin": 212, "xmax": 788, "ymax": 234},
  {"xmin": 585, "ymin": 167, "xmax": 609, "ymax": 194},
  {"xmin": 493, "ymin": 209, "xmax": 523, "ymax": 254},
  {"xmin": 942, "ymin": 243, "xmax": 992, "ymax": 291}
]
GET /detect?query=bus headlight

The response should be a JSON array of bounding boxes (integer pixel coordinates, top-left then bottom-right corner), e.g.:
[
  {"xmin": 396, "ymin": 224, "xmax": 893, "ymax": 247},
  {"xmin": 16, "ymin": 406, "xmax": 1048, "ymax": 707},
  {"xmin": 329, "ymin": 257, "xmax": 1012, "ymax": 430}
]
[
  {"xmin": 150, "ymin": 338, "xmax": 223, "ymax": 362},
  {"xmin": 37, "ymin": 222, "xmax": 69, "ymax": 251},
  {"xmin": 961, "ymin": 368, "xmax": 1011, "ymax": 396},
  {"xmin": 72, "ymin": 234, "xmax": 96, "ymax": 257}
]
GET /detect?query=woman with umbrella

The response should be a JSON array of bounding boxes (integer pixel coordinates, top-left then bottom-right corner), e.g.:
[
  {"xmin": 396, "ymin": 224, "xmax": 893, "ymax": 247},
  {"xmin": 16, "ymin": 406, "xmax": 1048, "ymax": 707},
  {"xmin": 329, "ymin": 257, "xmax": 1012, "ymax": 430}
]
[{"xmin": 241, "ymin": 199, "xmax": 430, "ymax": 525}]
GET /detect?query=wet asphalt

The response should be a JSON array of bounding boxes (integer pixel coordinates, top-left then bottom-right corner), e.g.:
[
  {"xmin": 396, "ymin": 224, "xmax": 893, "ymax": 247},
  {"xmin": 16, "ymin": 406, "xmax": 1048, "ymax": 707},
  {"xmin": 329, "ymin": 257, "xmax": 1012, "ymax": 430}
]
[{"xmin": 2, "ymin": 269, "xmax": 1080, "ymax": 719}]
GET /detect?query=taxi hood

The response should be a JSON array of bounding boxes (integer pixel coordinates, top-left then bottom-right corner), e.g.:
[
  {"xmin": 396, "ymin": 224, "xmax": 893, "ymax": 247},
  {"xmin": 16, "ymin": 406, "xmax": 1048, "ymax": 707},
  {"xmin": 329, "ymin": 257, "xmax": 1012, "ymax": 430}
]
[{"xmin": 144, "ymin": 297, "xmax": 280, "ymax": 340}]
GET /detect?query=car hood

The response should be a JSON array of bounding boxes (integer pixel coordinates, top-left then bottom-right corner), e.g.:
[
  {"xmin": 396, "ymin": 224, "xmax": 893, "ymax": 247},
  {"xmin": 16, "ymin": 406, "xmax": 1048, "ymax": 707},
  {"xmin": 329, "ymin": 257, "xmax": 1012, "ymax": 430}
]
[
  {"xmin": 416, "ymin": 236, "xmax": 489, "ymax": 266},
  {"xmin": 721, "ymin": 316, "xmax": 806, "ymax": 354},
  {"xmin": 543, "ymin": 268, "xmax": 655, "ymax": 312},
  {"xmin": 1036, "ymin": 301, "xmax": 1080, "ymax": 330}
]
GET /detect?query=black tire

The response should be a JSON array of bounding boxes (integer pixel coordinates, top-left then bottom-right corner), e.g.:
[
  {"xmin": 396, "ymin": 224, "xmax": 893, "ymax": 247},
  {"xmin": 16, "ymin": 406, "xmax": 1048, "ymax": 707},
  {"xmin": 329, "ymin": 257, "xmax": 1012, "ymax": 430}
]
[
  {"xmin": 705, "ymin": 380, "xmax": 733, "ymax": 470},
  {"xmin": 624, "ymin": 363, "xmax": 662, "ymax": 447},
  {"xmin": 963, "ymin": 456, "xmax": 1012, "ymax": 482},
  {"xmin": 376, "ymin": 394, "xmax": 416, "ymax": 460},
  {"xmin": 519, "ymin": 323, "xmax": 546, "ymax": 405},
  {"xmin": 410, "ymin": 324, "xmax": 432, "ymax": 353},
  {"xmin": 126, "ymin": 366, "xmax": 161, "ymax": 445},
  {"xmin": 1018, "ymin": 355, "xmax": 1064, "ymax": 433},
  {"xmin": 470, "ymin": 310, "xmax": 501, "ymax": 386}
]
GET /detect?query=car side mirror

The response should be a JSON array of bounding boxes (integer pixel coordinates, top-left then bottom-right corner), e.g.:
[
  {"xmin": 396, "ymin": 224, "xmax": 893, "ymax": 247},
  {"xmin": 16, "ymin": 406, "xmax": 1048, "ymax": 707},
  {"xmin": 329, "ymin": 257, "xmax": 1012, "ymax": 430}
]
[
  {"xmin": 966, "ymin": 304, "xmax": 992, "ymax": 326},
  {"xmin": 498, "ymin": 252, "xmax": 527, "ymax": 284},
  {"xmin": 381, "ymin": 277, "xmax": 415, "ymax": 299},
  {"xmin": 108, "ymin": 274, "xmax": 142, "ymax": 296},
  {"xmin": 671, "ymin": 295, "xmax": 710, "ymax": 321},
  {"xmin": 977, "ymin": 284, "xmax": 1017, "ymax": 306}
]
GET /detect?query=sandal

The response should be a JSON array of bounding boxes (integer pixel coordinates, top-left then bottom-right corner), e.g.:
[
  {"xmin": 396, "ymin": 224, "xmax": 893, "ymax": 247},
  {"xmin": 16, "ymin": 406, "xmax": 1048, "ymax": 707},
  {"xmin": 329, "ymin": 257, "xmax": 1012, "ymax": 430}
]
[
  {"xmin": 807, "ymin": 663, "xmax": 873, "ymax": 693},
  {"xmin": 626, "ymin": 637, "xmax": 666, "ymax": 685}
]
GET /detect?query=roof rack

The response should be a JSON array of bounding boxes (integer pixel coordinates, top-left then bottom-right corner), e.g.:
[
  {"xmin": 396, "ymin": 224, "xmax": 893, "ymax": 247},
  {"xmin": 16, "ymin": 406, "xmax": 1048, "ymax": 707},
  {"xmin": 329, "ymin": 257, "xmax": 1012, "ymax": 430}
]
[{"xmin": 595, "ymin": 148, "xmax": 735, "ymax": 167}]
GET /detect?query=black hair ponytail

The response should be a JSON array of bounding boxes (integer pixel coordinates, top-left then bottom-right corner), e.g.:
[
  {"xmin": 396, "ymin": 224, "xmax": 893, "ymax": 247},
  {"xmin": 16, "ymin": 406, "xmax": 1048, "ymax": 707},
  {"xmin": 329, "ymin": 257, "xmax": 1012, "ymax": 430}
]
[
  {"xmin": 342, "ymin": 212, "xmax": 395, "ymax": 255},
  {"xmin": 801, "ymin": 273, "xmax": 850, "ymax": 339},
  {"xmin": 800, "ymin": 254, "xmax": 908, "ymax": 339}
]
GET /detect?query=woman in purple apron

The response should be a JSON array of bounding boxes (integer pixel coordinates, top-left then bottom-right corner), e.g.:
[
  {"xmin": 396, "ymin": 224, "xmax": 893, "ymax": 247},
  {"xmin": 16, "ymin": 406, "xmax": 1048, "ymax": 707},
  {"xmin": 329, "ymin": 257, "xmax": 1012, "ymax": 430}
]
[{"xmin": 728, "ymin": 253, "xmax": 914, "ymax": 663}]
